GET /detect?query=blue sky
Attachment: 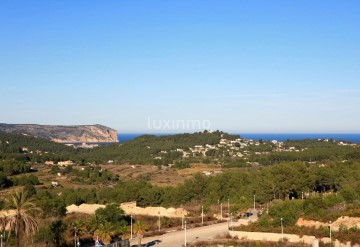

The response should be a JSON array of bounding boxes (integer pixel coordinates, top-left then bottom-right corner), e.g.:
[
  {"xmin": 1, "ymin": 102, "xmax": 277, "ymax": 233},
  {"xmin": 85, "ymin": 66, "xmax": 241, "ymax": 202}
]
[{"xmin": 1, "ymin": 1, "xmax": 359, "ymax": 133}]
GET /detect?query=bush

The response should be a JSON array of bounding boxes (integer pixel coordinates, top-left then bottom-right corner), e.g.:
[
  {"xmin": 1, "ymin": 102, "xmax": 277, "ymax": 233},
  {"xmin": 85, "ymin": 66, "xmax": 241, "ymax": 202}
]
[
  {"xmin": 0, "ymin": 172, "xmax": 12, "ymax": 189},
  {"xmin": 257, "ymin": 214, "xmax": 271, "ymax": 228},
  {"xmin": 269, "ymin": 199, "xmax": 302, "ymax": 226},
  {"xmin": 340, "ymin": 184, "xmax": 360, "ymax": 203},
  {"xmin": 11, "ymin": 174, "xmax": 40, "ymax": 186}
]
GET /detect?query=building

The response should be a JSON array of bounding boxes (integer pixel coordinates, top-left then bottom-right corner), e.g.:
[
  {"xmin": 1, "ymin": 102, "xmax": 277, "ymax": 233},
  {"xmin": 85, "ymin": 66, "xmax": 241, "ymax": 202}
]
[{"xmin": 57, "ymin": 160, "xmax": 74, "ymax": 166}]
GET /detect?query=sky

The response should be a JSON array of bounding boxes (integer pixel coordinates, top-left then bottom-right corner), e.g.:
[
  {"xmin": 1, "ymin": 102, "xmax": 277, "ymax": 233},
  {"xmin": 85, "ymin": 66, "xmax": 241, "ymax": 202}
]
[{"xmin": 0, "ymin": 1, "xmax": 359, "ymax": 133}]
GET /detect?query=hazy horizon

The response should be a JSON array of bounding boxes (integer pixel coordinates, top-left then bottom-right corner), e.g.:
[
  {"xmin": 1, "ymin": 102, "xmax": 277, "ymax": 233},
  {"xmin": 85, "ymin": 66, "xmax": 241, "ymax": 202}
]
[{"xmin": 1, "ymin": 1, "xmax": 359, "ymax": 133}]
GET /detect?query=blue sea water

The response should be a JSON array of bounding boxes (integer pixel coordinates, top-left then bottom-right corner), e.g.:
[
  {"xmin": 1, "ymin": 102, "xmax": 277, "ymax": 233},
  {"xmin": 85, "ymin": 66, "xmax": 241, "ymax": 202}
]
[
  {"xmin": 118, "ymin": 133, "xmax": 171, "ymax": 142},
  {"xmin": 239, "ymin": 133, "xmax": 360, "ymax": 143},
  {"xmin": 118, "ymin": 133, "xmax": 360, "ymax": 143}
]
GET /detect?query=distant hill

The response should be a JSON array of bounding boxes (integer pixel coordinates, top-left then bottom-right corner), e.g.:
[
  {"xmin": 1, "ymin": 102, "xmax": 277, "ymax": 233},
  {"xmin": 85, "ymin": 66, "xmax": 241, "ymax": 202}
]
[
  {"xmin": 0, "ymin": 123, "xmax": 118, "ymax": 143},
  {"xmin": 86, "ymin": 130, "xmax": 240, "ymax": 164}
]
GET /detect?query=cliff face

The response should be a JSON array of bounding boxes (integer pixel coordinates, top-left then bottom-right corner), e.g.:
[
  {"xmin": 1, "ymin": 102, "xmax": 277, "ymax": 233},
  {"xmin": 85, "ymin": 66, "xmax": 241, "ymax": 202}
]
[{"xmin": 0, "ymin": 123, "xmax": 118, "ymax": 143}]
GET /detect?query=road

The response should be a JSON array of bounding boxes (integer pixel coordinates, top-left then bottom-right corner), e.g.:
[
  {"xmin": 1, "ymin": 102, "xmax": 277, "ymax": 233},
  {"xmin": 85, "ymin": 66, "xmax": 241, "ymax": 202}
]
[{"xmin": 130, "ymin": 217, "xmax": 255, "ymax": 247}]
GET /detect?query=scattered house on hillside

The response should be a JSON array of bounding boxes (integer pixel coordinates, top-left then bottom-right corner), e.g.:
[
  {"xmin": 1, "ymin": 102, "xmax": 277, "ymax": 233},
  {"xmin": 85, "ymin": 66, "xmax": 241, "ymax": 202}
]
[
  {"xmin": 80, "ymin": 143, "xmax": 98, "ymax": 149},
  {"xmin": 182, "ymin": 152, "xmax": 190, "ymax": 158},
  {"xmin": 57, "ymin": 160, "xmax": 74, "ymax": 166},
  {"xmin": 51, "ymin": 181, "xmax": 59, "ymax": 187},
  {"xmin": 206, "ymin": 144, "xmax": 216, "ymax": 149},
  {"xmin": 45, "ymin": 161, "xmax": 54, "ymax": 165},
  {"xmin": 219, "ymin": 139, "xmax": 227, "ymax": 145},
  {"xmin": 338, "ymin": 142, "xmax": 356, "ymax": 147},
  {"xmin": 202, "ymin": 170, "xmax": 223, "ymax": 176}
]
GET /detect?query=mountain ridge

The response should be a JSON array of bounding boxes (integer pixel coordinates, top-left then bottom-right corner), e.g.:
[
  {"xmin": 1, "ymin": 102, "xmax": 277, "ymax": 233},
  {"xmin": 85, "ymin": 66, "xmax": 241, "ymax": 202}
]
[{"xmin": 0, "ymin": 123, "xmax": 118, "ymax": 143}]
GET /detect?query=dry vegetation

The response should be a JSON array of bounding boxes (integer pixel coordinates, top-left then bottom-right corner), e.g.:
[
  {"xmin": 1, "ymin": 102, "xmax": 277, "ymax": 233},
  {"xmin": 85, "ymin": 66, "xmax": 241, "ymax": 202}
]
[{"xmin": 21, "ymin": 163, "xmax": 226, "ymax": 190}]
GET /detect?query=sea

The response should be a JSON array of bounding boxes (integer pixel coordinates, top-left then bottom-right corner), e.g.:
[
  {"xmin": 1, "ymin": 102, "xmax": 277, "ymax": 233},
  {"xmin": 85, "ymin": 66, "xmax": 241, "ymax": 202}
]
[{"xmin": 117, "ymin": 133, "xmax": 360, "ymax": 143}]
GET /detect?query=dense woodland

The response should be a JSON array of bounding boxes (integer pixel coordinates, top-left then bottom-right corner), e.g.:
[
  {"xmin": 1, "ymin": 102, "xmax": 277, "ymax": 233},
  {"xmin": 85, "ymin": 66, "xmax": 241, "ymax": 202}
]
[
  {"xmin": 26, "ymin": 161, "xmax": 360, "ymax": 213},
  {"xmin": 1, "ymin": 131, "xmax": 360, "ymax": 246}
]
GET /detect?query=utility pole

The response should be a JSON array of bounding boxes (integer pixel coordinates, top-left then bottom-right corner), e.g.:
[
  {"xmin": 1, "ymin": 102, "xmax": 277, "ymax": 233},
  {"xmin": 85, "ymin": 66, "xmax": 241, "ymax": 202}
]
[
  {"xmin": 74, "ymin": 227, "xmax": 77, "ymax": 247},
  {"xmin": 182, "ymin": 209, "xmax": 184, "ymax": 229},
  {"xmin": 302, "ymin": 192, "xmax": 304, "ymax": 211},
  {"xmin": 281, "ymin": 218, "xmax": 284, "ymax": 242},
  {"xmin": 253, "ymin": 194, "xmax": 256, "ymax": 211},
  {"xmin": 184, "ymin": 221, "xmax": 187, "ymax": 247},
  {"xmin": 201, "ymin": 205, "xmax": 204, "ymax": 226},
  {"xmin": 130, "ymin": 215, "xmax": 133, "ymax": 239}
]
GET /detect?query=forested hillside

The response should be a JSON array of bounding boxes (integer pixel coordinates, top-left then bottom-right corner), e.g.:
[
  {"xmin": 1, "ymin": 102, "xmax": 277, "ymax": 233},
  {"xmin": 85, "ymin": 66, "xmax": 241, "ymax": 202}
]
[
  {"xmin": 80, "ymin": 131, "xmax": 239, "ymax": 164},
  {"xmin": 1, "ymin": 131, "xmax": 360, "ymax": 245},
  {"xmin": 0, "ymin": 130, "xmax": 240, "ymax": 164},
  {"xmin": 0, "ymin": 132, "xmax": 76, "ymax": 154}
]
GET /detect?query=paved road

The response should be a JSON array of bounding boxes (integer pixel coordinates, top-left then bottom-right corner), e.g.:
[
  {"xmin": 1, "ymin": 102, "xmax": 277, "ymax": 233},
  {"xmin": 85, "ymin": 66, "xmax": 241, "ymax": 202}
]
[{"xmin": 130, "ymin": 218, "xmax": 254, "ymax": 247}]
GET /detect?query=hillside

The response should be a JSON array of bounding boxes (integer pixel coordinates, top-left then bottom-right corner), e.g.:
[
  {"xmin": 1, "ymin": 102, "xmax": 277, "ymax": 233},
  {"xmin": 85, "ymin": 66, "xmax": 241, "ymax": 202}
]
[
  {"xmin": 83, "ymin": 130, "xmax": 240, "ymax": 164},
  {"xmin": 0, "ymin": 123, "xmax": 118, "ymax": 143},
  {"xmin": 0, "ymin": 132, "xmax": 76, "ymax": 155},
  {"xmin": 1, "ymin": 130, "xmax": 360, "ymax": 246}
]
